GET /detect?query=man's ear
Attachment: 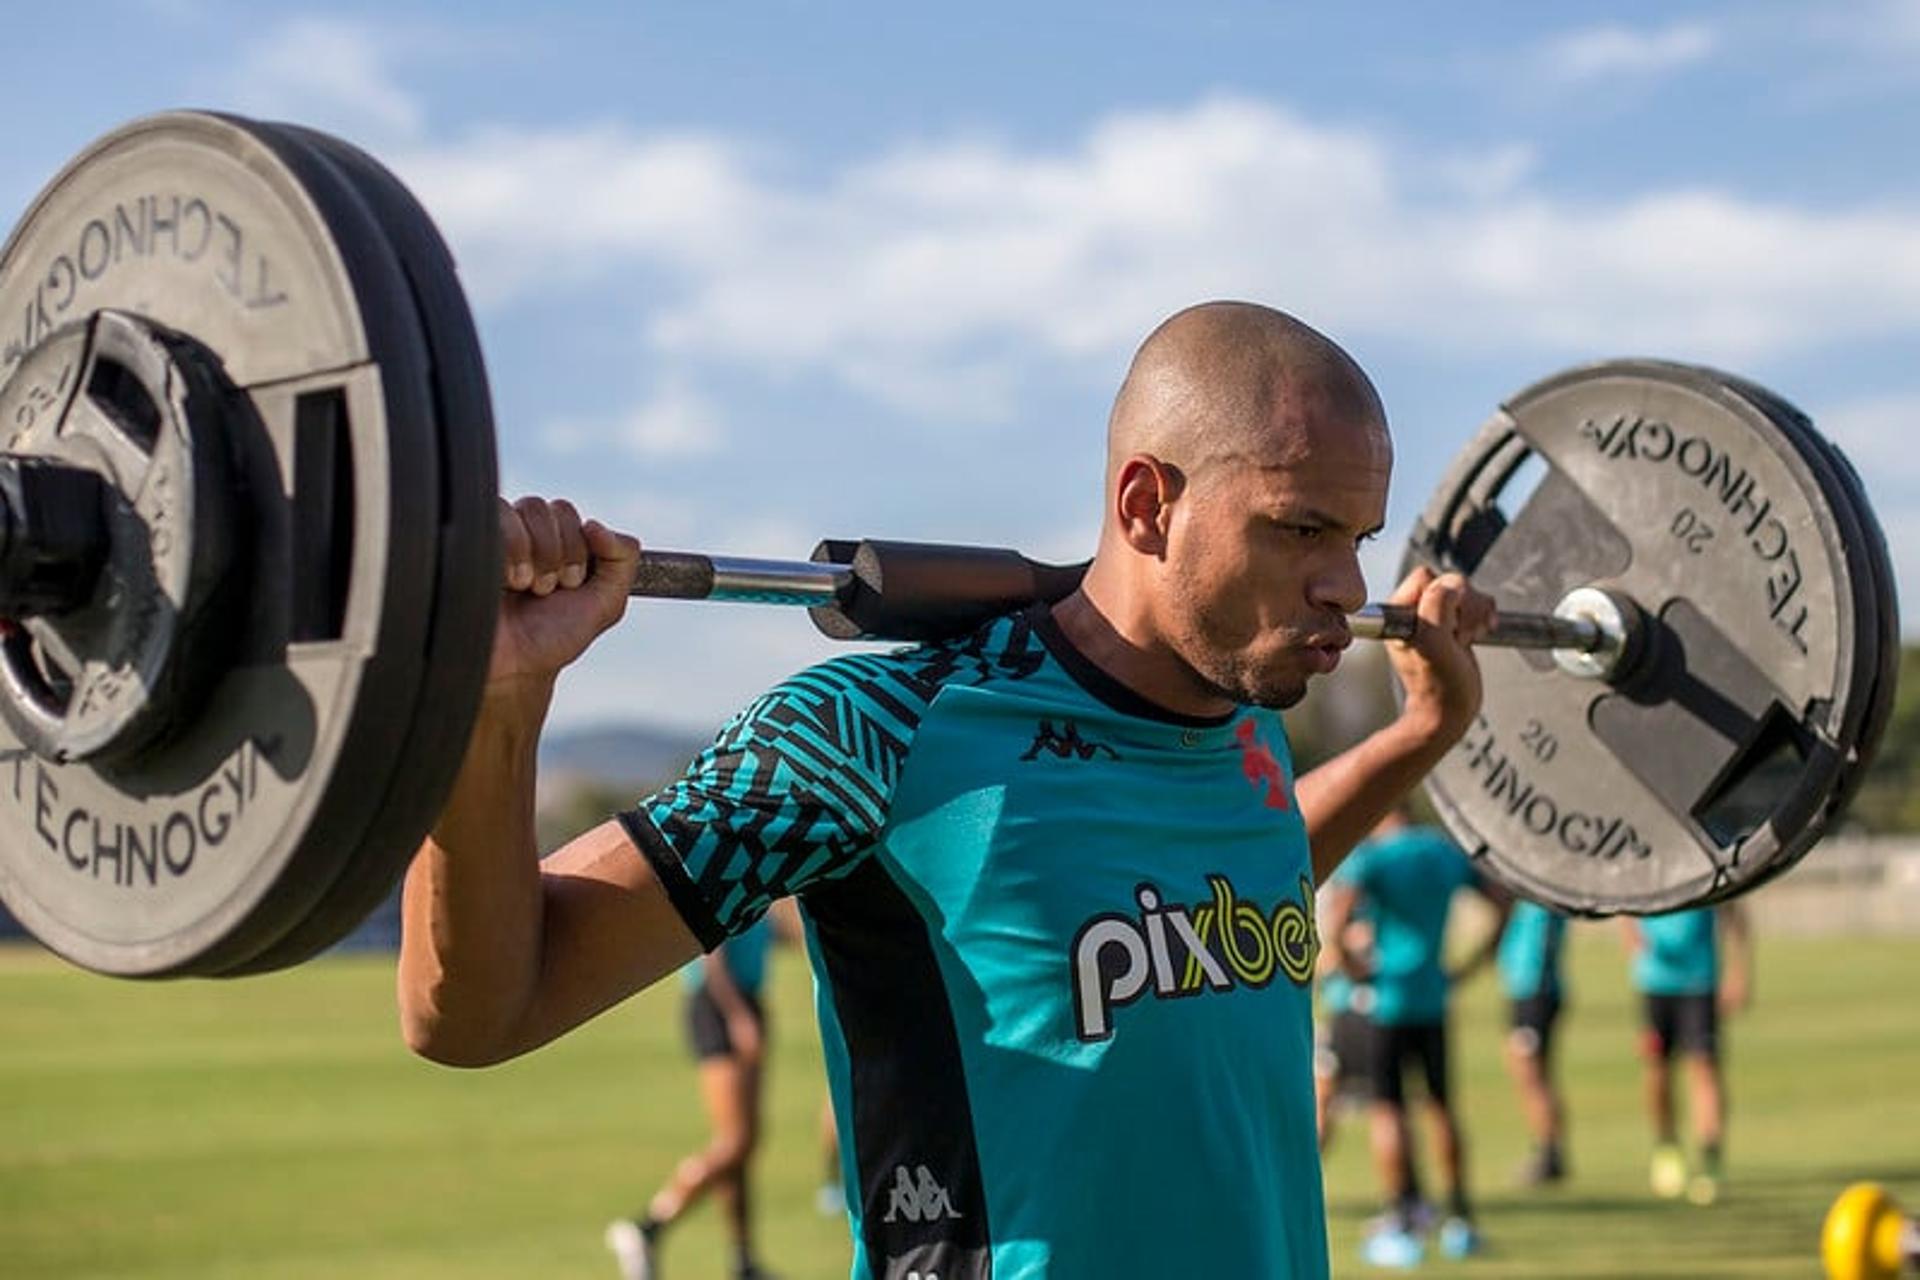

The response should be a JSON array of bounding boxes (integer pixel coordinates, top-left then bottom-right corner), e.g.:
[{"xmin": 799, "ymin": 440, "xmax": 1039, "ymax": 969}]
[{"xmin": 1113, "ymin": 454, "xmax": 1184, "ymax": 555}]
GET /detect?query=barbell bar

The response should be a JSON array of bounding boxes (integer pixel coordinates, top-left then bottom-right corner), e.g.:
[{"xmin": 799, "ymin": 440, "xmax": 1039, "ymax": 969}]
[
  {"xmin": 0, "ymin": 111, "xmax": 1897, "ymax": 977},
  {"xmin": 623, "ymin": 543, "xmax": 1631, "ymax": 669}
]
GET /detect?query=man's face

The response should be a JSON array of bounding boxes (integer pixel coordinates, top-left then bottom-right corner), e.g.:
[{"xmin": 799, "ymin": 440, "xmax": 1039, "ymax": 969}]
[{"xmin": 1157, "ymin": 413, "xmax": 1390, "ymax": 709}]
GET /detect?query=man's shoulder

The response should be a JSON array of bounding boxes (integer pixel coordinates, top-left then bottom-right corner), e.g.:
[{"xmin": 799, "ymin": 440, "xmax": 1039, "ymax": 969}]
[
  {"xmin": 714, "ymin": 611, "xmax": 1052, "ymax": 763},
  {"xmin": 755, "ymin": 611, "xmax": 1051, "ymax": 714}
]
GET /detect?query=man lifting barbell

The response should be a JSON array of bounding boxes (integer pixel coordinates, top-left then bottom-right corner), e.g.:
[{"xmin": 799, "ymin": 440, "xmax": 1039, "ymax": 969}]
[
  {"xmin": 399, "ymin": 301, "xmax": 1497, "ymax": 1279},
  {"xmin": 0, "ymin": 111, "xmax": 1900, "ymax": 1280},
  {"xmin": 0, "ymin": 113, "xmax": 1892, "ymax": 977}
]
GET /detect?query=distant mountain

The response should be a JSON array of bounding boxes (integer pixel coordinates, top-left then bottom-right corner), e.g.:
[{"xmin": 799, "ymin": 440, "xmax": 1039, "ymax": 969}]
[{"xmin": 538, "ymin": 721, "xmax": 711, "ymax": 793}]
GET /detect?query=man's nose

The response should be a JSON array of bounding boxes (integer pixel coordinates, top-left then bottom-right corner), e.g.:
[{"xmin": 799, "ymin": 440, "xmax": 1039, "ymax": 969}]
[{"xmin": 1311, "ymin": 553, "xmax": 1369, "ymax": 616}]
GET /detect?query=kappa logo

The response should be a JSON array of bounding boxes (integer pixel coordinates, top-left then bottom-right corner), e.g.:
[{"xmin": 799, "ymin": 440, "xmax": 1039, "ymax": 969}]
[
  {"xmin": 882, "ymin": 1165, "xmax": 963, "ymax": 1224},
  {"xmin": 1020, "ymin": 719, "xmax": 1119, "ymax": 762},
  {"xmin": 1236, "ymin": 719, "xmax": 1291, "ymax": 810}
]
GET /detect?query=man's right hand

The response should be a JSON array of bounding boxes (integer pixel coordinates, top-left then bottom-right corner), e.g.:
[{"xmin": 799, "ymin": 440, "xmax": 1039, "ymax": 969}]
[{"xmin": 491, "ymin": 496, "xmax": 642, "ymax": 686}]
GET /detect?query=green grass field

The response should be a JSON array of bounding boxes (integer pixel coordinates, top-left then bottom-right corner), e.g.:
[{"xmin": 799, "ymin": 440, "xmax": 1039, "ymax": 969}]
[{"xmin": 3, "ymin": 929, "xmax": 1917, "ymax": 1279}]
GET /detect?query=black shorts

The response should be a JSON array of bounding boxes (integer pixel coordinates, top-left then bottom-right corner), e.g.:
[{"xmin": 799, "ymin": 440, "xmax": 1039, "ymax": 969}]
[
  {"xmin": 1641, "ymin": 992, "xmax": 1717, "ymax": 1060},
  {"xmin": 1507, "ymin": 993, "xmax": 1563, "ymax": 1059},
  {"xmin": 1366, "ymin": 1020, "xmax": 1450, "ymax": 1107},
  {"xmin": 1314, "ymin": 1009, "xmax": 1375, "ymax": 1099},
  {"xmin": 685, "ymin": 985, "xmax": 765, "ymax": 1061}
]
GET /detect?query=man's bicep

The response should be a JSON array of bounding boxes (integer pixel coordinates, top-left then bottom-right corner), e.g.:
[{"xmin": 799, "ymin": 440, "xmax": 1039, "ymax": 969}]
[{"xmin": 512, "ymin": 819, "xmax": 704, "ymax": 1054}]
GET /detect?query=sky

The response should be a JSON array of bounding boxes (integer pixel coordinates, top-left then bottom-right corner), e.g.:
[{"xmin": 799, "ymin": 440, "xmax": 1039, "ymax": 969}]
[{"xmin": 7, "ymin": 1, "xmax": 1918, "ymax": 735}]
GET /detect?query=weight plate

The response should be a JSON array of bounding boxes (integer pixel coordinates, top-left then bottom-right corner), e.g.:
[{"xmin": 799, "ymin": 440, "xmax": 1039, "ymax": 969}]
[
  {"xmin": 1717, "ymin": 374, "xmax": 1900, "ymax": 843},
  {"xmin": 1407, "ymin": 361, "xmax": 1881, "ymax": 915},
  {"xmin": 0, "ymin": 312, "xmax": 243, "ymax": 766},
  {"xmin": 0, "ymin": 112, "xmax": 440, "ymax": 975},
  {"xmin": 221, "ymin": 122, "xmax": 499, "ymax": 976},
  {"xmin": 1617, "ymin": 364, "xmax": 1894, "ymax": 903}
]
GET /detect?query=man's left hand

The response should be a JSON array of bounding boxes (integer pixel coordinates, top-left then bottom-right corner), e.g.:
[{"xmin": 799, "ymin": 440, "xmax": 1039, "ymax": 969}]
[{"xmin": 1381, "ymin": 566, "xmax": 1498, "ymax": 748}]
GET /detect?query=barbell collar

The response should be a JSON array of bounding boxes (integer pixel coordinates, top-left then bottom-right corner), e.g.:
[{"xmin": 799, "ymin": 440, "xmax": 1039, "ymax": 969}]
[{"xmin": 0, "ymin": 458, "xmax": 111, "ymax": 619}]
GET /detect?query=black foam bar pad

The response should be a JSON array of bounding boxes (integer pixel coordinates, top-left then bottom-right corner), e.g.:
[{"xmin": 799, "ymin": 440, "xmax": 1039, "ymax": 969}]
[{"xmin": 807, "ymin": 539, "xmax": 1089, "ymax": 641}]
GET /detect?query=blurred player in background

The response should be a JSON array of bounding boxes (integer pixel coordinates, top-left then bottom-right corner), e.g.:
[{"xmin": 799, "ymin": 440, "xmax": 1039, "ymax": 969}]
[
  {"xmin": 607, "ymin": 917, "xmax": 780, "ymax": 1280},
  {"xmin": 1499, "ymin": 899, "xmax": 1571, "ymax": 1187},
  {"xmin": 1321, "ymin": 807, "xmax": 1509, "ymax": 1267},
  {"xmin": 1622, "ymin": 902, "xmax": 1752, "ymax": 1206}
]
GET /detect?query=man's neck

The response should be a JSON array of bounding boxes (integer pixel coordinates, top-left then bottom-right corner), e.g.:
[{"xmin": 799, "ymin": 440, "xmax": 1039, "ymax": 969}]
[{"xmin": 1048, "ymin": 576, "xmax": 1236, "ymax": 720}]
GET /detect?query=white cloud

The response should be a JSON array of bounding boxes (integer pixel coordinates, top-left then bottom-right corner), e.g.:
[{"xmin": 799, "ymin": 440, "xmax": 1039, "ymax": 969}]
[
  {"xmin": 1815, "ymin": 393, "xmax": 1920, "ymax": 493},
  {"xmin": 1808, "ymin": 0, "xmax": 1920, "ymax": 55},
  {"xmin": 543, "ymin": 379, "xmax": 727, "ymax": 459},
  {"xmin": 228, "ymin": 17, "xmax": 424, "ymax": 144},
  {"xmin": 1426, "ymin": 144, "xmax": 1538, "ymax": 201},
  {"xmin": 1538, "ymin": 22, "xmax": 1718, "ymax": 83},
  {"xmin": 1882, "ymin": 0, "xmax": 1920, "ymax": 46},
  {"xmin": 396, "ymin": 126, "xmax": 764, "ymax": 302},
  {"xmin": 399, "ymin": 95, "xmax": 1920, "ymax": 395},
  {"xmin": 389, "ymin": 95, "xmax": 1920, "ymax": 662}
]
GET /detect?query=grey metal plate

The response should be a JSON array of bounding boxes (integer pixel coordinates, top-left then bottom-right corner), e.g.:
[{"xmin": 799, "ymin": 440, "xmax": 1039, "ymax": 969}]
[
  {"xmin": 0, "ymin": 112, "xmax": 437, "ymax": 975},
  {"xmin": 1408, "ymin": 361, "xmax": 1886, "ymax": 915},
  {"xmin": 221, "ymin": 121, "xmax": 499, "ymax": 976}
]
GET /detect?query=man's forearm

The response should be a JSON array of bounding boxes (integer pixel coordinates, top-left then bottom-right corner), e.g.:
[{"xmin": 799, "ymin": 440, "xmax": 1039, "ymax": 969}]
[
  {"xmin": 398, "ymin": 680, "xmax": 552, "ymax": 1065},
  {"xmin": 1297, "ymin": 712, "xmax": 1456, "ymax": 884}
]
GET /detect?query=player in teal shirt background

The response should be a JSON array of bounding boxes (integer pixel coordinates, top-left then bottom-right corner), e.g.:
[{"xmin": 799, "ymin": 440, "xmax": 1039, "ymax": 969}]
[
  {"xmin": 402, "ymin": 302, "xmax": 1500, "ymax": 1280},
  {"xmin": 1498, "ymin": 900, "xmax": 1571, "ymax": 1187},
  {"xmin": 1321, "ymin": 807, "xmax": 1509, "ymax": 1266},
  {"xmin": 608, "ymin": 917, "xmax": 779, "ymax": 1280},
  {"xmin": 1313, "ymin": 890, "xmax": 1377, "ymax": 1156},
  {"xmin": 1622, "ymin": 904, "xmax": 1752, "ymax": 1206}
]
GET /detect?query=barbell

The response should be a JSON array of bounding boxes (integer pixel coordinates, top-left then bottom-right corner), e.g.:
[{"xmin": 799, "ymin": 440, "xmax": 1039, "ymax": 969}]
[{"xmin": 0, "ymin": 112, "xmax": 1898, "ymax": 978}]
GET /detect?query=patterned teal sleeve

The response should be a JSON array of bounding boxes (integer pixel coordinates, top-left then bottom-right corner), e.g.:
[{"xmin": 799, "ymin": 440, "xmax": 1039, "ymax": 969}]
[{"xmin": 619, "ymin": 652, "xmax": 936, "ymax": 950}]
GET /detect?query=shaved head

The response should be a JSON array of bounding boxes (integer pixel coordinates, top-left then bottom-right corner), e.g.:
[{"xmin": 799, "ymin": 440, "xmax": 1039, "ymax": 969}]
[
  {"xmin": 1060, "ymin": 300, "xmax": 1394, "ymax": 715},
  {"xmin": 1105, "ymin": 300, "xmax": 1387, "ymax": 494}
]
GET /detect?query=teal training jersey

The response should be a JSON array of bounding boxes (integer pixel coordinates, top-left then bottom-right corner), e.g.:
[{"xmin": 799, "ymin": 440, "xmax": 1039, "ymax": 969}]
[
  {"xmin": 624, "ymin": 607, "xmax": 1328, "ymax": 1280},
  {"xmin": 1498, "ymin": 901, "xmax": 1567, "ymax": 1002},
  {"xmin": 1332, "ymin": 826, "xmax": 1475, "ymax": 1026},
  {"xmin": 680, "ymin": 916, "xmax": 773, "ymax": 997},
  {"xmin": 1633, "ymin": 909, "xmax": 1718, "ymax": 996}
]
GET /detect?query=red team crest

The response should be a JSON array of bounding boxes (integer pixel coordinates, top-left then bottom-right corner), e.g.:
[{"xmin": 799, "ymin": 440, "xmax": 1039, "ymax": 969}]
[{"xmin": 1235, "ymin": 719, "xmax": 1291, "ymax": 810}]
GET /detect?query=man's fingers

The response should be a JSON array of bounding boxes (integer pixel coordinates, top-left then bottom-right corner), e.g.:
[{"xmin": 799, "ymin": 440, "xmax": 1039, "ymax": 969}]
[
  {"xmin": 500, "ymin": 497, "xmax": 533, "ymax": 591},
  {"xmin": 1401, "ymin": 571, "xmax": 1498, "ymax": 647},
  {"xmin": 513, "ymin": 496, "xmax": 563, "ymax": 595},
  {"xmin": 1416, "ymin": 572, "xmax": 1463, "ymax": 630},
  {"xmin": 584, "ymin": 520, "xmax": 643, "ymax": 601},
  {"xmin": 1385, "ymin": 564, "xmax": 1436, "ymax": 608},
  {"xmin": 501, "ymin": 497, "xmax": 639, "ymax": 600},
  {"xmin": 584, "ymin": 519, "xmax": 640, "ymax": 568},
  {"xmin": 552, "ymin": 499, "xmax": 590, "ymax": 590}
]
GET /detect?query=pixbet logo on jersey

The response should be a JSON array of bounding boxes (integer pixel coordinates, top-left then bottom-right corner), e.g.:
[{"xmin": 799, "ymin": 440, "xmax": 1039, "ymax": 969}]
[{"xmin": 1069, "ymin": 874, "xmax": 1320, "ymax": 1041}]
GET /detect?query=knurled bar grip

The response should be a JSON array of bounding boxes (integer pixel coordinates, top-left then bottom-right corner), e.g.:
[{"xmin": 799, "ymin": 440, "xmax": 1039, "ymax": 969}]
[
  {"xmin": 626, "ymin": 542, "xmax": 1610, "ymax": 653},
  {"xmin": 1349, "ymin": 604, "xmax": 1607, "ymax": 654},
  {"xmin": 629, "ymin": 552, "xmax": 849, "ymax": 607}
]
